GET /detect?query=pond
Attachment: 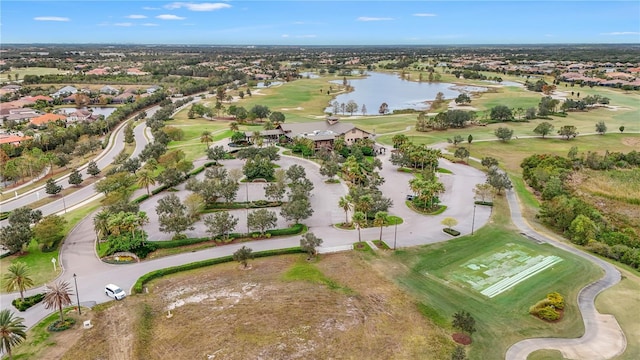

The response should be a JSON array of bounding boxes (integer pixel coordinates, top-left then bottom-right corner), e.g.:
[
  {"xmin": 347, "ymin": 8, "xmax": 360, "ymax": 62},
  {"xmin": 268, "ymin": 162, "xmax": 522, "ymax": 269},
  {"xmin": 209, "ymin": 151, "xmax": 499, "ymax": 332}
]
[
  {"xmin": 59, "ymin": 106, "xmax": 117, "ymax": 117},
  {"xmin": 256, "ymin": 81, "xmax": 284, "ymax": 88},
  {"xmin": 325, "ymin": 72, "xmax": 487, "ymax": 114}
]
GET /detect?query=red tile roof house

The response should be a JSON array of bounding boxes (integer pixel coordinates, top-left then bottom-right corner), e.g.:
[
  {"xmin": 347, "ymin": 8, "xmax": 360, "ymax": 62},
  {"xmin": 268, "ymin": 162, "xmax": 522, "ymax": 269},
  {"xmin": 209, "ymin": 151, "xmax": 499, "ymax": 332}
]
[
  {"xmin": 29, "ymin": 113, "xmax": 67, "ymax": 126},
  {"xmin": 0, "ymin": 134, "xmax": 32, "ymax": 146}
]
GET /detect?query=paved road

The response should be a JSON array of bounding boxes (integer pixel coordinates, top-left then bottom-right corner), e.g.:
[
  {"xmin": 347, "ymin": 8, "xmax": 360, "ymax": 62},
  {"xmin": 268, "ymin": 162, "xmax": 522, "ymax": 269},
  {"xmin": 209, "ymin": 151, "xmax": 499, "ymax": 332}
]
[
  {"xmin": 0, "ymin": 140, "xmax": 491, "ymax": 330},
  {"xmin": 504, "ymin": 190, "xmax": 626, "ymax": 360}
]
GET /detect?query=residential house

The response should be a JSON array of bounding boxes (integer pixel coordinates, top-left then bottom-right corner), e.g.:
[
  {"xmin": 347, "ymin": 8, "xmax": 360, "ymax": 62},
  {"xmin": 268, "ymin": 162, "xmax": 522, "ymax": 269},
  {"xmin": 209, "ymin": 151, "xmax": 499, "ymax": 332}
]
[
  {"xmin": 1, "ymin": 108, "xmax": 40, "ymax": 125},
  {"xmin": 52, "ymin": 85, "xmax": 78, "ymax": 98},
  {"xmin": 0, "ymin": 134, "xmax": 32, "ymax": 146},
  {"xmin": 99, "ymin": 85, "xmax": 119, "ymax": 95},
  {"xmin": 65, "ymin": 109, "xmax": 95, "ymax": 123},
  {"xmin": 30, "ymin": 113, "xmax": 67, "ymax": 126},
  {"xmin": 276, "ymin": 117, "xmax": 373, "ymax": 150},
  {"xmin": 146, "ymin": 85, "xmax": 161, "ymax": 94}
]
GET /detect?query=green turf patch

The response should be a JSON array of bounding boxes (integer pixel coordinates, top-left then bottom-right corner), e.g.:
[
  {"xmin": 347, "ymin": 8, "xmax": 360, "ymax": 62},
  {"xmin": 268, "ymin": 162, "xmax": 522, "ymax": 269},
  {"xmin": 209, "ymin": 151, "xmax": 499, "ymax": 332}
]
[
  {"xmin": 392, "ymin": 225, "xmax": 602, "ymax": 359},
  {"xmin": 447, "ymin": 243, "xmax": 563, "ymax": 298}
]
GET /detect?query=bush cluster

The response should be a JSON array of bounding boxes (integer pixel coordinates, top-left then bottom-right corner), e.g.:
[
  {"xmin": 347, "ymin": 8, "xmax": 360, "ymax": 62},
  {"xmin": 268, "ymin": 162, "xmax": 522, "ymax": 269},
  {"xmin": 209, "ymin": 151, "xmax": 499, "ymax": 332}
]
[
  {"xmin": 529, "ymin": 292, "xmax": 564, "ymax": 321},
  {"xmin": 12, "ymin": 293, "xmax": 45, "ymax": 311},
  {"xmin": 48, "ymin": 317, "xmax": 76, "ymax": 332}
]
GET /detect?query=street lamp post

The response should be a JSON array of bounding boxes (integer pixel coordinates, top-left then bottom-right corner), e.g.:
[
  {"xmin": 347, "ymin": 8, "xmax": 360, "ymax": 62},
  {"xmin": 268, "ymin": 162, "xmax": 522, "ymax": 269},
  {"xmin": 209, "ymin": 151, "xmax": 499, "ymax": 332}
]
[
  {"xmin": 61, "ymin": 194, "xmax": 67, "ymax": 214},
  {"xmin": 73, "ymin": 273, "xmax": 81, "ymax": 315},
  {"xmin": 246, "ymin": 182, "xmax": 250, "ymax": 236},
  {"xmin": 393, "ymin": 218, "xmax": 398, "ymax": 250},
  {"xmin": 471, "ymin": 203, "xmax": 477, "ymax": 235}
]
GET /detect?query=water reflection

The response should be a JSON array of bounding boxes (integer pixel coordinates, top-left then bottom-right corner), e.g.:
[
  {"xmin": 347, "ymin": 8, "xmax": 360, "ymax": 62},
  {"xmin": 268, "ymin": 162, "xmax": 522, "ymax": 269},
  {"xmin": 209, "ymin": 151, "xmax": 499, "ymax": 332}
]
[{"xmin": 325, "ymin": 72, "xmax": 487, "ymax": 114}]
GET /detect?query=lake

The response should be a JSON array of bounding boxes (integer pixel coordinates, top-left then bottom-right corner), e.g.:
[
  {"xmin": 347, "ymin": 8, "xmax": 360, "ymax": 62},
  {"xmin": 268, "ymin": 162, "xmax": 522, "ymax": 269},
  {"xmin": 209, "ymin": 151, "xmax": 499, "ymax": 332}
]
[{"xmin": 326, "ymin": 72, "xmax": 487, "ymax": 114}]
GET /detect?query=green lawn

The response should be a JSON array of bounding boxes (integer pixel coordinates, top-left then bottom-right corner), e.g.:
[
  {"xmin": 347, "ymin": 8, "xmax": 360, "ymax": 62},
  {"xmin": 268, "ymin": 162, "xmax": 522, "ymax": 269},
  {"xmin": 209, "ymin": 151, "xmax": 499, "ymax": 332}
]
[
  {"xmin": 469, "ymin": 133, "xmax": 640, "ymax": 175},
  {"xmin": 0, "ymin": 241, "xmax": 61, "ymax": 293},
  {"xmin": 0, "ymin": 67, "xmax": 69, "ymax": 82},
  {"xmin": 392, "ymin": 224, "xmax": 602, "ymax": 359}
]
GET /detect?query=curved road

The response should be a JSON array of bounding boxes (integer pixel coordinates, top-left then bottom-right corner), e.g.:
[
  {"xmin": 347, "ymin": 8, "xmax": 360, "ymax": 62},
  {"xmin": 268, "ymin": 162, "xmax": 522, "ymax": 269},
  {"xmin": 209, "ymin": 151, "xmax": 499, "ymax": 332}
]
[
  {"xmin": 504, "ymin": 190, "xmax": 626, "ymax": 360},
  {"xmin": 0, "ymin": 141, "xmax": 491, "ymax": 330}
]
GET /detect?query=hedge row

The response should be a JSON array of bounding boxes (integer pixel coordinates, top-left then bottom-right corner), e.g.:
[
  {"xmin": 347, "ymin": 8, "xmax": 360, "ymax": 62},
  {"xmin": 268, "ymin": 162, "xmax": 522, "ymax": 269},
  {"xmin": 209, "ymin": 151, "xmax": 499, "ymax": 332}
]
[
  {"xmin": 202, "ymin": 200, "xmax": 283, "ymax": 212},
  {"xmin": 12, "ymin": 293, "xmax": 45, "ymax": 311},
  {"xmin": 474, "ymin": 201, "xmax": 494, "ymax": 206},
  {"xmin": 148, "ymin": 223, "xmax": 306, "ymax": 249},
  {"xmin": 443, "ymin": 228, "xmax": 461, "ymax": 236},
  {"xmin": 133, "ymin": 247, "xmax": 303, "ymax": 294},
  {"xmin": 0, "ymin": 211, "xmax": 9, "ymax": 221}
]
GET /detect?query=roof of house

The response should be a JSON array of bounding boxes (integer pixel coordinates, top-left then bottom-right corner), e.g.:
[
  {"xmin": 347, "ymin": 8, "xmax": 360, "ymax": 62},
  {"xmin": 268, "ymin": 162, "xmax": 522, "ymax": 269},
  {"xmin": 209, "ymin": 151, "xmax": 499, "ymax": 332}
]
[
  {"xmin": 278, "ymin": 119, "xmax": 365, "ymax": 138},
  {"xmin": 0, "ymin": 135, "xmax": 32, "ymax": 145},
  {"xmin": 30, "ymin": 113, "xmax": 67, "ymax": 125},
  {"xmin": 24, "ymin": 95, "xmax": 54, "ymax": 102}
]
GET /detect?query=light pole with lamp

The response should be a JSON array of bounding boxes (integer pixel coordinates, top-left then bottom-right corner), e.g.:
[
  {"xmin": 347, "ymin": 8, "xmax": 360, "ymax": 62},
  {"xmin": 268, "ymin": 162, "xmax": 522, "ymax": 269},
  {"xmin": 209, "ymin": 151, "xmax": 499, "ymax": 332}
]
[
  {"xmin": 393, "ymin": 217, "xmax": 398, "ymax": 250},
  {"xmin": 61, "ymin": 193, "xmax": 68, "ymax": 214},
  {"xmin": 245, "ymin": 181, "xmax": 250, "ymax": 236},
  {"xmin": 73, "ymin": 273, "xmax": 81, "ymax": 315},
  {"xmin": 471, "ymin": 202, "xmax": 477, "ymax": 235}
]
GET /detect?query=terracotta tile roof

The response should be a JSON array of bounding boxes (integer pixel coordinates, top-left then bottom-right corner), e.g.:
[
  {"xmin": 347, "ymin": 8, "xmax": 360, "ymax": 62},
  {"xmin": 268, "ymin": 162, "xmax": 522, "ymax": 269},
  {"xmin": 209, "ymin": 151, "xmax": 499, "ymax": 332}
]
[
  {"xmin": 25, "ymin": 95, "xmax": 54, "ymax": 102},
  {"xmin": 0, "ymin": 135, "xmax": 32, "ymax": 145},
  {"xmin": 30, "ymin": 113, "xmax": 67, "ymax": 126}
]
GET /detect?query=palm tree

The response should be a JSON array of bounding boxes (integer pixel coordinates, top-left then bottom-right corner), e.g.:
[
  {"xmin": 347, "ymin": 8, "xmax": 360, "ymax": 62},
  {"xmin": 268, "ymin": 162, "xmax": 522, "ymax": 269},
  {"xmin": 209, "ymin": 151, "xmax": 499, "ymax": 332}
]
[
  {"xmin": 43, "ymin": 281, "xmax": 73, "ymax": 322},
  {"xmin": 0, "ymin": 309, "xmax": 27, "ymax": 360},
  {"xmin": 93, "ymin": 210, "xmax": 110, "ymax": 241},
  {"xmin": 136, "ymin": 170, "xmax": 156, "ymax": 195},
  {"xmin": 352, "ymin": 212, "xmax": 366, "ymax": 243},
  {"xmin": 200, "ymin": 130, "xmax": 213, "ymax": 149},
  {"xmin": 374, "ymin": 211, "xmax": 388, "ymax": 241},
  {"xmin": 229, "ymin": 122, "xmax": 239, "ymax": 132},
  {"xmin": 338, "ymin": 195, "xmax": 353, "ymax": 225},
  {"xmin": 3, "ymin": 262, "xmax": 34, "ymax": 301}
]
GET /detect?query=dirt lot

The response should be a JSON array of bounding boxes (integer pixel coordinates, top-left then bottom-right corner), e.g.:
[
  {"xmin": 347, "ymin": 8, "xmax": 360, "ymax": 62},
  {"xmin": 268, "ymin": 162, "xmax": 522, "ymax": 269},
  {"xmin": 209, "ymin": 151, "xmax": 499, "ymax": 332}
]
[{"xmin": 58, "ymin": 252, "xmax": 454, "ymax": 359}]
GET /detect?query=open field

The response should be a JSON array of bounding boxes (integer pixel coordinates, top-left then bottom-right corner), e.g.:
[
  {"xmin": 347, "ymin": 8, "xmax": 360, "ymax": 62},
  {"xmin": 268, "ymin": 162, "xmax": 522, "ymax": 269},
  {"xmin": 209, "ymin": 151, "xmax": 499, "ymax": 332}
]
[
  {"xmin": 469, "ymin": 133, "xmax": 640, "ymax": 175},
  {"xmin": 0, "ymin": 67, "xmax": 69, "ymax": 82},
  {"xmin": 51, "ymin": 253, "xmax": 455, "ymax": 359}
]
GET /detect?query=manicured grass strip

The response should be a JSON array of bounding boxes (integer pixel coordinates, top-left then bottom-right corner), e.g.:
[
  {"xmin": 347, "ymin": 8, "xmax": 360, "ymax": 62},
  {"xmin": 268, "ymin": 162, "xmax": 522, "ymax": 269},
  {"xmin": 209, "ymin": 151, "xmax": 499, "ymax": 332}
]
[{"xmin": 133, "ymin": 247, "xmax": 303, "ymax": 294}]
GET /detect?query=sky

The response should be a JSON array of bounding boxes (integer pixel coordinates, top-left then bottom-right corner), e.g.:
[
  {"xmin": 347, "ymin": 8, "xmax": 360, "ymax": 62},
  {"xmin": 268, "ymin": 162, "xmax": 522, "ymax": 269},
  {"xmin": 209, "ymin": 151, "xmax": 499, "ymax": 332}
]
[{"xmin": 1, "ymin": 1, "xmax": 639, "ymax": 45}]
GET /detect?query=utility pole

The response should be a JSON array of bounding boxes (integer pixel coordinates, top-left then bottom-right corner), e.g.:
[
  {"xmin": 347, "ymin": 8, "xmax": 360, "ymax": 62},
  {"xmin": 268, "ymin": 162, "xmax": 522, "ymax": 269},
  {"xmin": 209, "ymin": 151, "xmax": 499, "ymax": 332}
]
[{"xmin": 393, "ymin": 218, "xmax": 398, "ymax": 250}]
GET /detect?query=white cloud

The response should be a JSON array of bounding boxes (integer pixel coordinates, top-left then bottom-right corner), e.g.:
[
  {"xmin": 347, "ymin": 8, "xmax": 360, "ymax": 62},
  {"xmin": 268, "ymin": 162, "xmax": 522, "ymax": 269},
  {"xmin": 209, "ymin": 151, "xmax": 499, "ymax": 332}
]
[
  {"xmin": 413, "ymin": 13, "xmax": 437, "ymax": 17},
  {"xmin": 34, "ymin": 16, "xmax": 70, "ymax": 22},
  {"xmin": 142, "ymin": 23, "xmax": 159, "ymax": 27},
  {"xmin": 156, "ymin": 14, "xmax": 186, "ymax": 20},
  {"xmin": 126, "ymin": 15, "xmax": 147, "ymax": 19},
  {"xmin": 282, "ymin": 34, "xmax": 290, "ymax": 38},
  {"xmin": 600, "ymin": 31, "xmax": 640, "ymax": 36},
  {"xmin": 357, "ymin": 17, "xmax": 394, "ymax": 22},
  {"xmin": 165, "ymin": 2, "xmax": 231, "ymax": 11},
  {"xmin": 115, "ymin": 23, "xmax": 133, "ymax": 27},
  {"xmin": 143, "ymin": 7, "xmax": 161, "ymax": 10}
]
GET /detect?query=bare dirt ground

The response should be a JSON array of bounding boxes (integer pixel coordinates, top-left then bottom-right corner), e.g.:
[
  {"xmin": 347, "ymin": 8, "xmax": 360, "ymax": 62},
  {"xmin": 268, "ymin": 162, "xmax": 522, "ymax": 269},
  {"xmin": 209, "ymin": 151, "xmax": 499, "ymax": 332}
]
[{"xmin": 59, "ymin": 252, "xmax": 454, "ymax": 359}]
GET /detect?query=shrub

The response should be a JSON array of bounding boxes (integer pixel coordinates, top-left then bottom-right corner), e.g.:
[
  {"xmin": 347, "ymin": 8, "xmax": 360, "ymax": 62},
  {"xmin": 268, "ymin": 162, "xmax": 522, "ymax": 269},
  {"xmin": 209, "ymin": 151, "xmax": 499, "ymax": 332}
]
[
  {"xmin": 48, "ymin": 317, "xmax": 76, "ymax": 332},
  {"xmin": 474, "ymin": 201, "xmax": 493, "ymax": 206},
  {"xmin": 529, "ymin": 292, "xmax": 564, "ymax": 321},
  {"xmin": 536, "ymin": 306, "xmax": 560, "ymax": 321},
  {"xmin": 12, "ymin": 293, "xmax": 45, "ymax": 311},
  {"xmin": 546, "ymin": 292, "xmax": 565, "ymax": 310}
]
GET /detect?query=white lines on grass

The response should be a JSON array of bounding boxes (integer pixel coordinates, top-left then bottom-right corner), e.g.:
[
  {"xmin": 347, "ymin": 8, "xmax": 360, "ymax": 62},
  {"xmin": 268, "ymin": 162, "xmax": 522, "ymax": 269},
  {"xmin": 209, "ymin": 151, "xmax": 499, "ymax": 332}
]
[{"xmin": 481, "ymin": 256, "xmax": 563, "ymax": 298}]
